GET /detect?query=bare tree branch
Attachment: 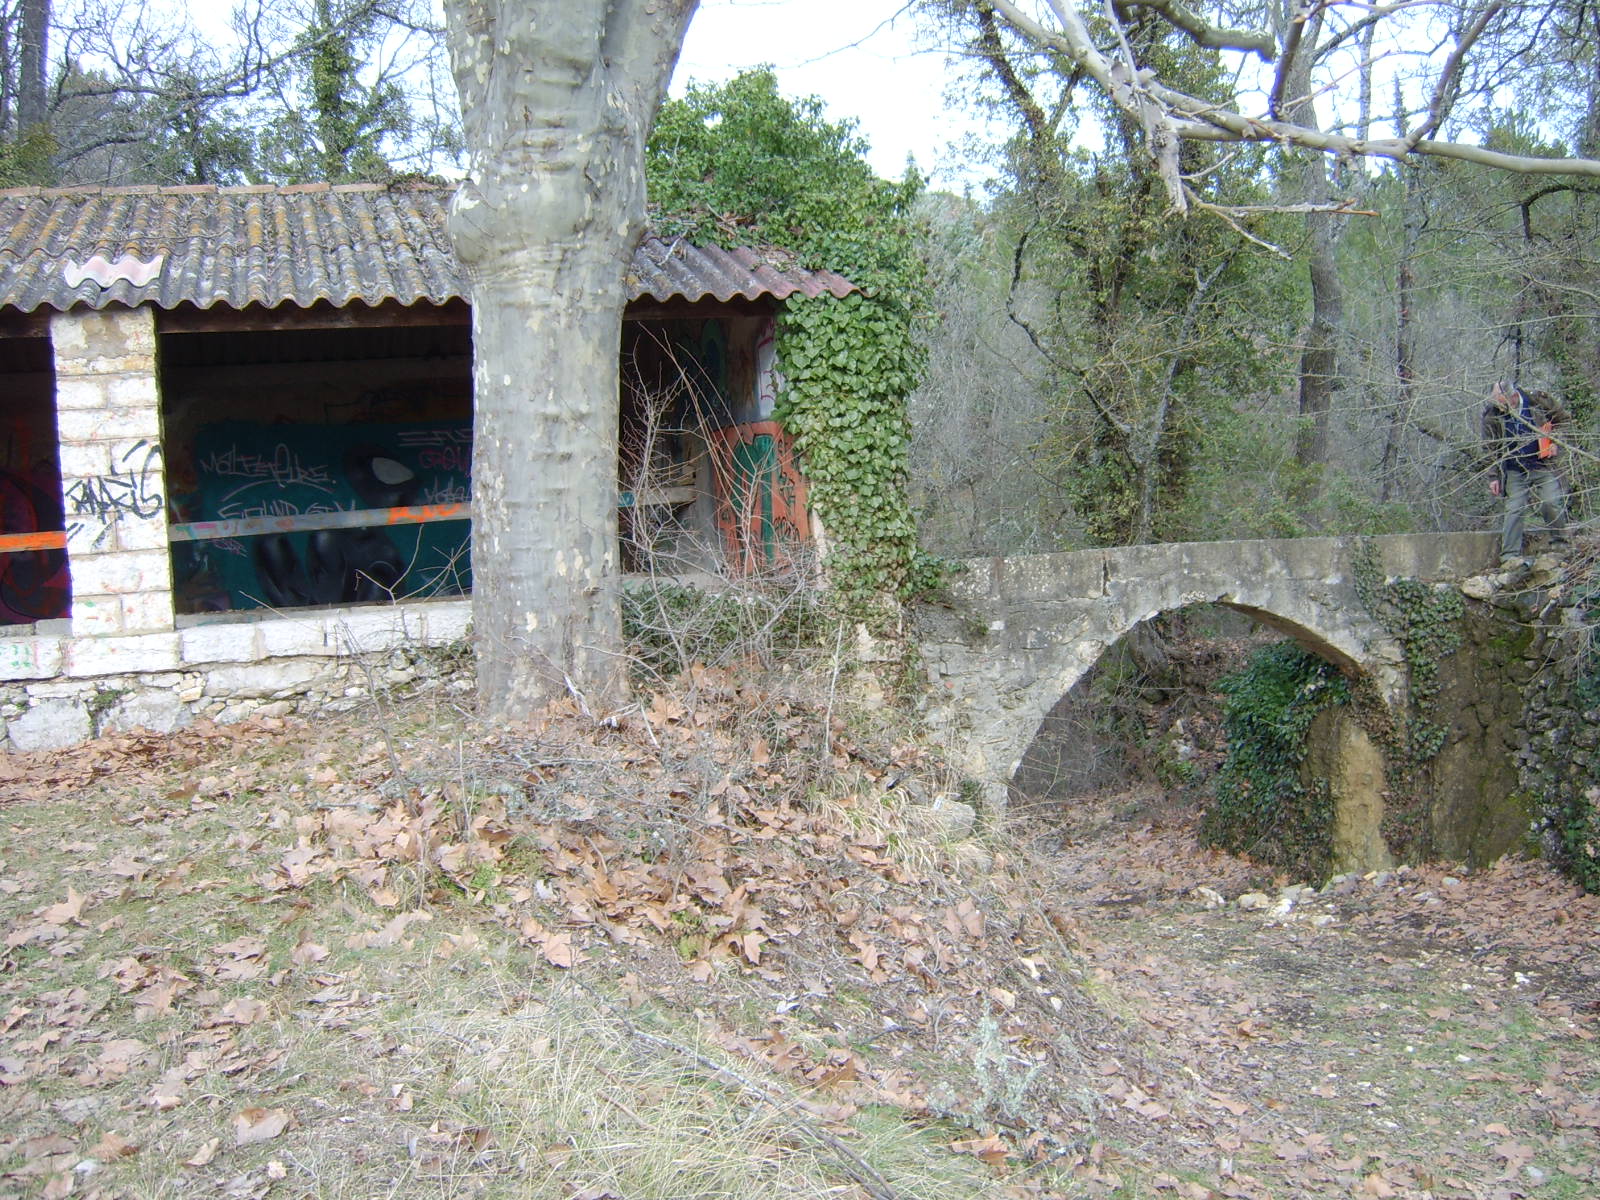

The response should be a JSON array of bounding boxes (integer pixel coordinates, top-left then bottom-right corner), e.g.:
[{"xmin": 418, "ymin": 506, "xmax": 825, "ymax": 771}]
[{"xmin": 979, "ymin": 0, "xmax": 1600, "ymax": 213}]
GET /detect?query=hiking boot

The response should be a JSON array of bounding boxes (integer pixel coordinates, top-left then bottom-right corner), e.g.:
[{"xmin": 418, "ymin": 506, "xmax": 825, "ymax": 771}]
[{"xmin": 1499, "ymin": 554, "xmax": 1526, "ymax": 569}]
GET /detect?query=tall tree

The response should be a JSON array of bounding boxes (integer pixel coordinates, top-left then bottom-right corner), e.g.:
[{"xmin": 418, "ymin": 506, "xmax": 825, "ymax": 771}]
[
  {"xmin": 0, "ymin": 0, "xmax": 461, "ymax": 186},
  {"xmin": 975, "ymin": 0, "xmax": 1600, "ymax": 213},
  {"xmin": 1277, "ymin": 5, "xmax": 1345, "ymax": 489},
  {"xmin": 16, "ymin": 0, "xmax": 45, "ymax": 131},
  {"xmin": 441, "ymin": 0, "xmax": 697, "ymax": 716},
  {"xmin": 929, "ymin": 0, "xmax": 1297, "ymax": 546},
  {"xmin": 254, "ymin": 0, "xmax": 458, "ymax": 183}
]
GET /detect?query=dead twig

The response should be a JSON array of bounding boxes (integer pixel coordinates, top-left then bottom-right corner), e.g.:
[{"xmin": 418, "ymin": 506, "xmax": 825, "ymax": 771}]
[{"xmin": 565, "ymin": 978, "xmax": 905, "ymax": 1200}]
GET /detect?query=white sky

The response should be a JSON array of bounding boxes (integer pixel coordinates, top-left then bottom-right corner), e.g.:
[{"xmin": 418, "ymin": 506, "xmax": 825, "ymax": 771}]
[
  {"xmin": 181, "ymin": 0, "xmax": 989, "ymax": 189},
  {"xmin": 674, "ymin": 0, "xmax": 992, "ymax": 190}
]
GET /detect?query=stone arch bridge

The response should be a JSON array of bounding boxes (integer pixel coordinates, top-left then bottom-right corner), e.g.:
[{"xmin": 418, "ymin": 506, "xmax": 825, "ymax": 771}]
[{"xmin": 914, "ymin": 532, "xmax": 1500, "ymax": 800}]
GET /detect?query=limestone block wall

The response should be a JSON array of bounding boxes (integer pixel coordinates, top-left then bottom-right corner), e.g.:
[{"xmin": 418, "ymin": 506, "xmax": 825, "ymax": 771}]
[
  {"xmin": 53, "ymin": 308, "xmax": 175, "ymax": 643},
  {"xmin": 1, "ymin": 600, "xmax": 473, "ymax": 751},
  {"xmin": 914, "ymin": 532, "xmax": 1501, "ymax": 805}
]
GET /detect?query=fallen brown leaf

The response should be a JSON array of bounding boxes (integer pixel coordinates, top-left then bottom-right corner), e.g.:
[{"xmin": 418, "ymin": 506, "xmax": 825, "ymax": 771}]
[
  {"xmin": 185, "ymin": 1137, "xmax": 221, "ymax": 1167},
  {"xmin": 233, "ymin": 1106, "xmax": 291, "ymax": 1146}
]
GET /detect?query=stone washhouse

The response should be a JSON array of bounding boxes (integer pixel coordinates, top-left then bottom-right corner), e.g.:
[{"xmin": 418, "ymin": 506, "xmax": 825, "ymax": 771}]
[{"xmin": 0, "ymin": 183, "xmax": 852, "ymax": 749}]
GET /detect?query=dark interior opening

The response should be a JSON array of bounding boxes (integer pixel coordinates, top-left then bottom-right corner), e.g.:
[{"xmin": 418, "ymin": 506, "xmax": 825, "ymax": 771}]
[
  {"xmin": 159, "ymin": 311, "xmax": 473, "ymax": 615},
  {"xmin": 0, "ymin": 336, "xmax": 69, "ymax": 626}
]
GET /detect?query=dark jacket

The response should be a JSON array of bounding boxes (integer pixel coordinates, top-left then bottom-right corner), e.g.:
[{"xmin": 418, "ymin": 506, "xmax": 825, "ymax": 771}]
[{"xmin": 1482, "ymin": 387, "xmax": 1571, "ymax": 482}]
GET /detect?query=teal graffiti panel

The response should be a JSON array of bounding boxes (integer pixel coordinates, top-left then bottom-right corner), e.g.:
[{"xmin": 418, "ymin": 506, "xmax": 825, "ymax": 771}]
[{"xmin": 175, "ymin": 421, "xmax": 471, "ymax": 612}]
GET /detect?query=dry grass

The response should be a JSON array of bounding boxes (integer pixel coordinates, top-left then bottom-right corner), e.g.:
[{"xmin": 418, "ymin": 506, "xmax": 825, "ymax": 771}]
[
  {"xmin": 4, "ymin": 633, "xmax": 1597, "ymax": 1200},
  {"xmin": 0, "ymin": 679, "xmax": 1037, "ymax": 1200}
]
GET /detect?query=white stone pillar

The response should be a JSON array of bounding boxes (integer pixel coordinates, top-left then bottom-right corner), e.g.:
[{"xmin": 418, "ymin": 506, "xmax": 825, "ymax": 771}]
[{"xmin": 51, "ymin": 306, "xmax": 176, "ymax": 637}]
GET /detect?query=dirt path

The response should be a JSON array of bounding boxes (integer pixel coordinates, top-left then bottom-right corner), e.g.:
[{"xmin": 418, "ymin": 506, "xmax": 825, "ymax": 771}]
[{"xmin": 1028, "ymin": 789, "xmax": 1600, "ymax": 1199}]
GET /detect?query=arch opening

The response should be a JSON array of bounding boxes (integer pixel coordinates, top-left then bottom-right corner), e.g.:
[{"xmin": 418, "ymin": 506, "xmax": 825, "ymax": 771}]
[{"xmin": 1009, "ymin": 601, "xmax": 1391, "ymax": 876}]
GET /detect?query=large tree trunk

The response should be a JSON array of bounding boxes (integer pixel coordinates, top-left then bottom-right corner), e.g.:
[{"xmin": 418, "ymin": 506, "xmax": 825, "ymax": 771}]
[
  {"xmin": 1295, "ymin": 205, "xmax": 1343, "ymax": 472},
  {"xmin": 442, "ymin": 0, "xmax": 696, "ymax": 716}
]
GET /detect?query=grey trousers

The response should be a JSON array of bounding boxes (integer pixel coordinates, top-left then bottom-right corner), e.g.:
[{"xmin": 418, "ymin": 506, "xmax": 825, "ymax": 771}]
[{"xmin": 1501, "ymin": 467, "xmax": 1567, "ymax": 558}]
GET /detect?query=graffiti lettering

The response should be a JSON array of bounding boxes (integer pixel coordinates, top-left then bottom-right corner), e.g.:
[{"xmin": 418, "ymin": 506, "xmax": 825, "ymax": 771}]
[
  {"xmin": 397, "ymin": 428, "xmax": 472, "ymax": 448},
  {"xmin": 200, "ymin": 443, "xmax": 335, "ymax": 488},
  {"xmin": 421, "ymin": 481, "xmax": 470, "ymax": 506},
  {"xmin": 181, "ymin": 420, "xmax": 473, "ymax": 611},
  {"xmin": 0, "ymin": 640, "xmax": 41, "ymax": 673},
  {"xmin": 63, "ymin": 441, "xmax": 164, "ymax": 521},
  {"xmin": 416, "ymin": 445, "xmax": 471, "ymax": 472},
  {"xmin": 215, "ymin": 496, "xmax": 349, "ymax": 521}
]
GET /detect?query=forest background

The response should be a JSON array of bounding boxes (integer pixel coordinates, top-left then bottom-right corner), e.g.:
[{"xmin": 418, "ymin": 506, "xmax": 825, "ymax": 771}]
[{"xmin": 4, "ymin": 0, "xmax": 1599, "ymax": 563}]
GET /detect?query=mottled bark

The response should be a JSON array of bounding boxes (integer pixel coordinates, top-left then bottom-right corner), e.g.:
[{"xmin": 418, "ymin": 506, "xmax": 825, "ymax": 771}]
[
  {"xmin": 1295, "ymin": 206, "xmax": 1342, "ymax": 473},
  {"xmin": 1281, "ymin": 12, "xmax": 1344, "ymax": 490},
  {"xmin": 442, "ymin": 0, "xmax": 696, "ymax": 715}
]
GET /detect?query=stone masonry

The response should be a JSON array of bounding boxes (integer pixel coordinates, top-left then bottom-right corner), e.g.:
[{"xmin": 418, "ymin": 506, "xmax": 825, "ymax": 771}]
[
  {"xmin": 914, "ymin": 531, "xmax": 1502, "ymax": 804},
  {"xmin": 54, "ymin": 308, "xmax": 176, "ymax": 650}
]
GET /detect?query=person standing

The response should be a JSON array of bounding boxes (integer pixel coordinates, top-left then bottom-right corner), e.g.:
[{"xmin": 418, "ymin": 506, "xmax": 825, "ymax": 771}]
[{"xmin": 1482, "ymin": 379, "xmax": 1571, "ymax": 566}]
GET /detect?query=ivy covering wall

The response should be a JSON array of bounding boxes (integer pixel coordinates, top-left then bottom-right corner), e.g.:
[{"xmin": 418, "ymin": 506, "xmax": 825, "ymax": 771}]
[
  {"xmin": 646, "ymin": 70, "xmax": 932, "ymax": 610},
  {"xmin": 1203, "ymin": 641, "xmax": 1351, "ymax": 878}
]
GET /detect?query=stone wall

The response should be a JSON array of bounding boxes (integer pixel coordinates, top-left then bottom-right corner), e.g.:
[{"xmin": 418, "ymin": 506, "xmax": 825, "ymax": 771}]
[
  {"xmin": 1423, "ymin": 601, "xmax": 1542, "ymax": 866},
  {"xmin": 54, "ymin": 307, "xmax": 175, "ymax": 640},
  {"xmin": 2, "ymin": 600, "xmax": 472, "ymax": 751},
  {"xmin": 1256, "ymin": 571, "xmax": 1595, "ymax": 883},
  {"xmin": 1491, "ymin": 587, "xmax": 1600, "ymax": 887}
]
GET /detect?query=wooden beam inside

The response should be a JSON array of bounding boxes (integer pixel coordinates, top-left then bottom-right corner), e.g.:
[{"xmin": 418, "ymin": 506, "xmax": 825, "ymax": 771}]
[
  {"xmin": 624, "ymin": 298, "xmax": 777, "ymax": 321},
  {"xmin": 158, "ymin": 298, "xmax": 471, "ymax": 335},
  {"xmin": 170, "ymin": 503, "xmax": 471, "ymax": 543},
  {"xmin": 170, "ymin": 489, "xmax": 694, "ymax": 543},
  {"xmin": 0, "ymin": 312, "xmax": 50, "ymax": 339},
  {"xmin": 162, "ymin": 355, "xmax": 471, "ymax": 389}
]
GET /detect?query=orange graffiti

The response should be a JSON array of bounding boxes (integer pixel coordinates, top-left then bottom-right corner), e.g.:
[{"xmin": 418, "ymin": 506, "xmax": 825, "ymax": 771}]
[
  {"xmin": 708, "ymin": 421, "xmax": 810, "ymax": 575},
  {"xmin": 0, "ymin": 530, "xmax": 67, "ymax": 553},
  {"xmin": 384, "ymin": 503, "xmax": 468, "ymax": 526}
]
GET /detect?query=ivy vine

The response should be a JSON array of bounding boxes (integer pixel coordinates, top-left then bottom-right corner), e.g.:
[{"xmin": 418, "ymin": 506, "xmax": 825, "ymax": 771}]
[
  {"xmin": 1350, "ymin": 541, "xmax": 1466, "ymax": 856},
  {"xmin": 1204, "ymin": 641, "xmax": 1351, "ymax": 878},
  {"xmin": 1352, "ymin": 541, "xmax": 1464, "ymax": 767},
  {"xmin": 646, "ymin": 70, "xmax": 936, "ymax": 614}
]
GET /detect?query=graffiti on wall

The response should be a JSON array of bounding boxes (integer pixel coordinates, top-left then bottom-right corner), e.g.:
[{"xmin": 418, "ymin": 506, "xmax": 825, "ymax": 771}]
[
  {"xmin": 709, "ymin": 421, "xmax": 810, "ymax": 575},
  {"xmin": 175, "ymin": 421, "xmax": 471, "ymax": 612},
  {"xmin": 63, "ymin": 440, "xmax": 164, "ymax": 523},
  {"xmin": 0, "ymin": 467, "xmax": 70, "ymax": 623}
]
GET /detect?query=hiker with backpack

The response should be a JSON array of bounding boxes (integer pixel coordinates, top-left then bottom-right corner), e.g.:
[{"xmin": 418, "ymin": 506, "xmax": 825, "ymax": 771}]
[{"xmin": 1482, "ymin": 379, "xmax": 1571, "ymax": 566}]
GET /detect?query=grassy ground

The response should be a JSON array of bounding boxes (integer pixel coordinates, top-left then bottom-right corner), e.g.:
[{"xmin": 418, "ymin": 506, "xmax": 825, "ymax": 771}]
[{"xmin": 1, "ymin": 666, "xmax": 1596, "ymax": 1199}]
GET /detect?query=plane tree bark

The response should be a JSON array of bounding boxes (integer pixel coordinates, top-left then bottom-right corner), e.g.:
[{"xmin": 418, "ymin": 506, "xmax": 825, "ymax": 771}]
[{"xmin": 441, "ymin": 0, "xmax": 697, "ymax": 716}]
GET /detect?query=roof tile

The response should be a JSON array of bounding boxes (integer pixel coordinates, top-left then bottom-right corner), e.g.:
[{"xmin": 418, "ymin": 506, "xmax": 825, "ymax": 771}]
[{"xmin": 0, "ymin": 184, "xmax": 856, "ymax": 314}]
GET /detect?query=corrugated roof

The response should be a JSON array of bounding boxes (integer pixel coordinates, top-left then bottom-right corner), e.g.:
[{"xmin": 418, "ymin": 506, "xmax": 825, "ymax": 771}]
[{"xmin": 0, "ymin": 182, "xmax": 856, "ymax": 314}]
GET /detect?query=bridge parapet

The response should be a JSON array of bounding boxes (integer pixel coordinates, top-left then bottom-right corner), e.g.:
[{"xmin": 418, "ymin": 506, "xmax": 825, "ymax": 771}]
[{"xmin": 915, "ymin": 532, "xmax": 1500, "ymax": 802}]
